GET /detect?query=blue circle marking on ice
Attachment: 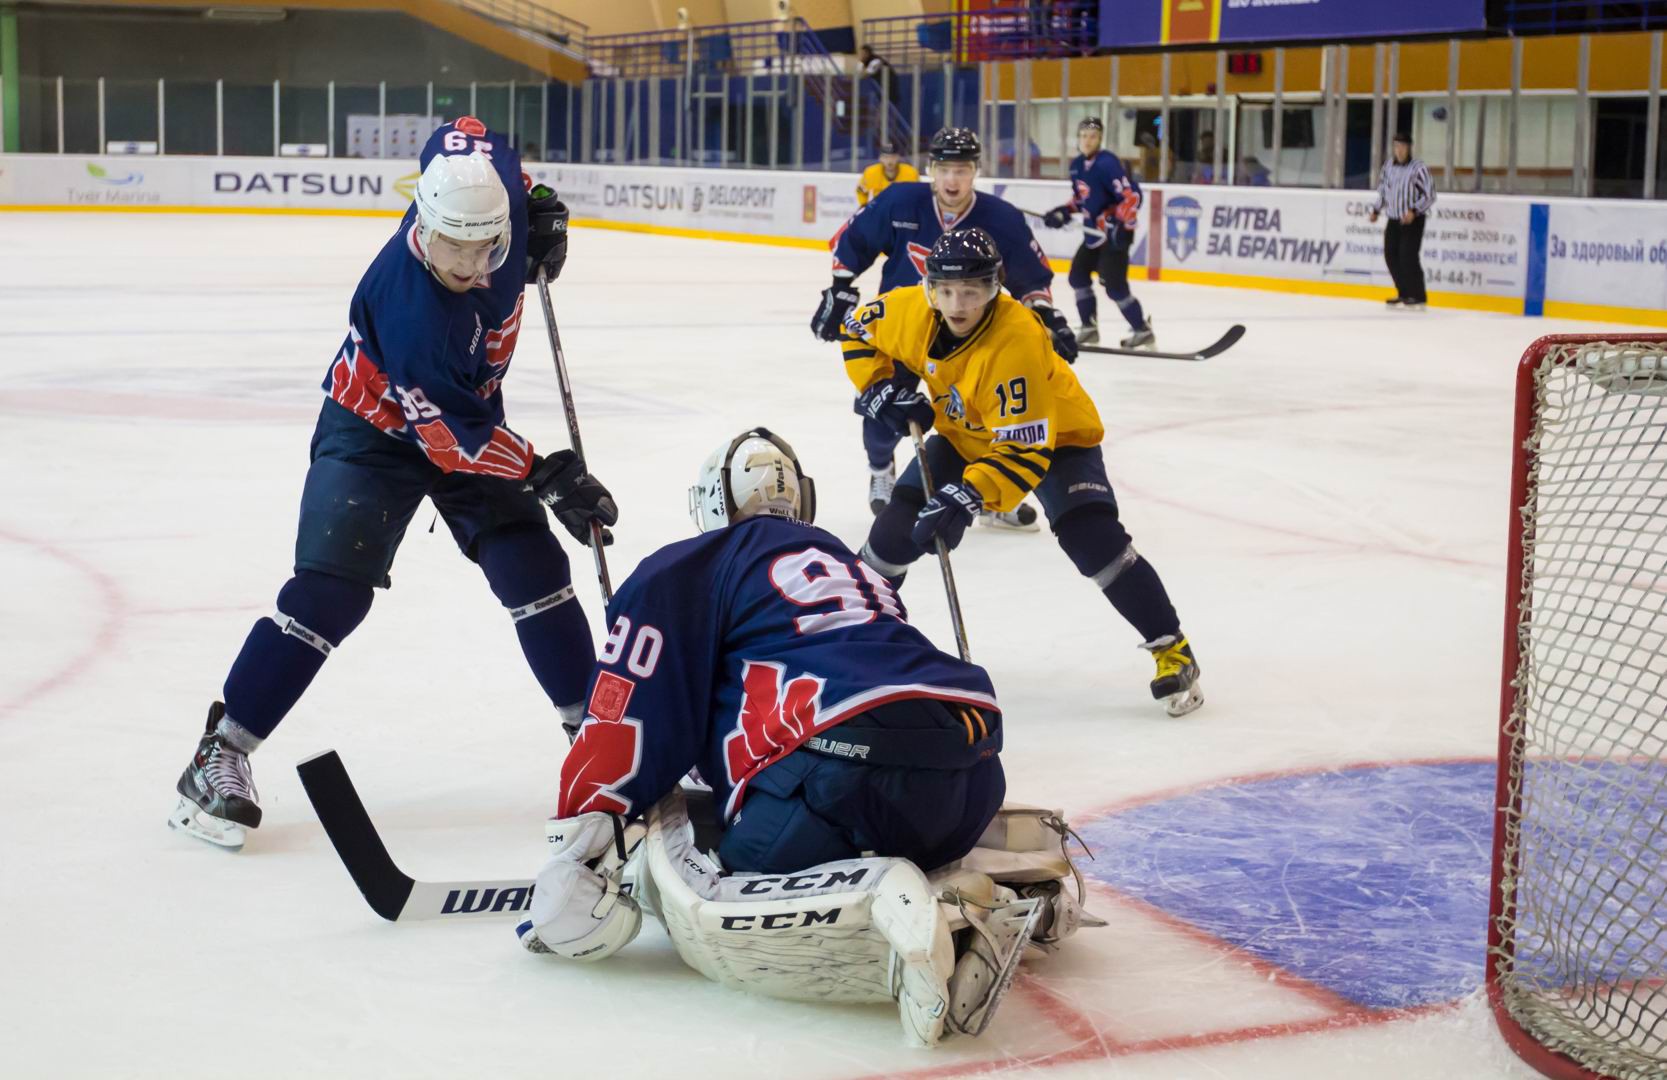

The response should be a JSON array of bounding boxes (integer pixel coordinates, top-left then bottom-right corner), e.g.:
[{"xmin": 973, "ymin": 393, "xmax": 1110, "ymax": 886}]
[{"xmin": 1073, "ymin": 761, "xmax": 1497, "ymax": 1011}]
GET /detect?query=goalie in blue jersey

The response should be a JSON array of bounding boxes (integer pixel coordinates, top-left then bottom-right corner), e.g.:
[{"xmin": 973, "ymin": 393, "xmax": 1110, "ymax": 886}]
[
  {"xmin": 515, "ymin": 429, "xmax": 1098, "ymax": 1046},
  {"xmin": 168, "ymin": 118, "xmax": 618, "ymax": 851}
]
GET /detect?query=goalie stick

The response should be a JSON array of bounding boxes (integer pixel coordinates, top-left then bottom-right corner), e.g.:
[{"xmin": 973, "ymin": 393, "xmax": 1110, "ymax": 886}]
[
  {"xmin": 296, "ymin": 749, "xmax": 534, "ymax": 922},
  {"xmin": 1079, "ymin": 323, "xmax": 1245, "ymax": 362},
  {"xmin": 295, "ymin": 750, "xmax": 725, "ymax": 922}
]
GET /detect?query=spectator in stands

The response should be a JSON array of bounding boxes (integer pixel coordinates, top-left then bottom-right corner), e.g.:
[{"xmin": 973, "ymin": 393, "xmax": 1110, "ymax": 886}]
[
  {"xmin": 1237, "ymin": 156, "xmax": 1271, "ymax": 186},
  {"xmin": 859, "ymin": 45, "xmax": 899, "ymax": 111}
]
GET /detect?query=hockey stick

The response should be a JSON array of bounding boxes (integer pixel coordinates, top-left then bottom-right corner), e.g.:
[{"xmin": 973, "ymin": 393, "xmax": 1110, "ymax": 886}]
[
  {"xmin": 534, "ymin": 266, "xmax": 613, "ymax": 603},
  {"xmin": 296, "ymin": 750, "xmax": 535, "ymax": 922},
  {"xmin": 296, "ymin": 750, "xmax": 727, "ymax": 923},
  {"xmin": 1079, "ymin": 323, "xmax": 1245, "ymax": 363},
  {"xmin": 909, "ymin": 420, "xmax": 972, "ymax": 663}
]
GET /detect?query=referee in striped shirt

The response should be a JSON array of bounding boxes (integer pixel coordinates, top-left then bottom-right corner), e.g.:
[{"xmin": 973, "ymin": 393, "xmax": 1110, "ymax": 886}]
[{"xmin": 1369, "ymin": 132, "xmax": 1436, "ymax": 309}]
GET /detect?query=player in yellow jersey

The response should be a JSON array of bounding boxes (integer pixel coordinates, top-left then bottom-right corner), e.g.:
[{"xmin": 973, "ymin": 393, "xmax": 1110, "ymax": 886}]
[
  {"xmin": 841, "ymin": 228, "xmax": 1202, "ymax": 716},
  {"xmin": 856, "ymin": 138, "xmax": 920, "ymax": 207}
]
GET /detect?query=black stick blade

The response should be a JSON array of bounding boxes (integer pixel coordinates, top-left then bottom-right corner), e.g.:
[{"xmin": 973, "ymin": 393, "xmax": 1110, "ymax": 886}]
[{"xmin": 296, "ymin": 750, "xmax": 414, "ymax": 922}]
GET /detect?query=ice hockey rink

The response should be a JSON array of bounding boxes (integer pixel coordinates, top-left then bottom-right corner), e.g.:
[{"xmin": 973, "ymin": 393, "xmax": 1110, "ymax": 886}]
[{"xmin": 2, "ymin": 209, "xmax": 1630, "ymax": 1078}]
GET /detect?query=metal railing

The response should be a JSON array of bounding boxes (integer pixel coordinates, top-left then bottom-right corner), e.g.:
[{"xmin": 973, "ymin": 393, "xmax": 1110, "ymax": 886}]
[{"xmin": 862, "ymin": 2, "xmax": 1097, "ymax": 67}]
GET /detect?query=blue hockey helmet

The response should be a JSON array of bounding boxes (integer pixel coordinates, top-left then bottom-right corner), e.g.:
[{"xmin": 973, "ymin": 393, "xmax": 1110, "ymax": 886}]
[
  {"xmin": 928, "ymin": 127, "xmax": 981, "ymax": 164},
  {"xmin": 924, "ymin": 228, "xmax": 1004, "ymax": 316}
]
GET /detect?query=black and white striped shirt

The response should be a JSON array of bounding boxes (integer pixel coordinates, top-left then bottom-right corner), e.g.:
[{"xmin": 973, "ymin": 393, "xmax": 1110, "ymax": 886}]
[{"xmin": 1374, "ymin": 158, "xmax": 1436, "ymax": 219}]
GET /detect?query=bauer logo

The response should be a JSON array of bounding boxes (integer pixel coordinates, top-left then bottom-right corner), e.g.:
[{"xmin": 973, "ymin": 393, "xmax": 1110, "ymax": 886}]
[
  {"xmin": 1165, "ymin": 196, "xmax": 1203, "ymax": 262},
  {"xmin": 439, "ymin": 886, "xmax": 534, "ymax": 915},
  {"xmin": 719, "ymin": 909, "xmax": 842, "ymax": 931}
]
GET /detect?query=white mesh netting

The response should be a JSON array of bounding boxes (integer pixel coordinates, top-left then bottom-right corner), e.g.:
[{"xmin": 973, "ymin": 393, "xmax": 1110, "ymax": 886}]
[{"xmin": 1493, "ymin": 338, "xmax": 1667, "ymax": 1080}]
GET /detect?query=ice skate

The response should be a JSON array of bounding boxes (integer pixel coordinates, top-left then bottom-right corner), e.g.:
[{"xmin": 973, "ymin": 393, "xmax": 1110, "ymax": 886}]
[
  {"xmin": 1120, "ymin": 320, "xmax": 1156, "ymax": 350},
  {"xmin": 868, "ymin": 462, "xmax": 896, "ymax": 516},
  {"xmin": 975, "ymin": 501, "xmax": 1040, "ymax": 532},
  {"xmin": 1141, "ymin": 634, "xmax": 1203, "ymax": 717},
  {"xmin": 1076, "ymin": 324, "xmax": 1100, "ymax": 347},
  {"xmin": 169, "ymin": 701, "xmax": 261, "ymax": 850}
]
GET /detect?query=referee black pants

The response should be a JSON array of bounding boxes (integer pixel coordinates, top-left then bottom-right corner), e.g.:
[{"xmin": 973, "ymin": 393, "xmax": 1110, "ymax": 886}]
[{"xmin": 1383, "ymin": 215, "xmax": 1428, "ymax": 303}]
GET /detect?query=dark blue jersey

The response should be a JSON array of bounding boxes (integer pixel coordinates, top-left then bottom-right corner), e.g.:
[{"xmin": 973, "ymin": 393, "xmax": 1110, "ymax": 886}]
[
  {"xmin": 557, "ymin": 515, "xmax": 998, "ymax": 822},
  {"xmin": 322, "ymin": 117, "xmax": 534, "ymax": 479},
  {"xmin": 829, "ymin": 181, "xmax": 1055, "ymax": 306},
  {"xmin": 1068, "ymin": 150, "xmax": 1141, "ymax": 249}
]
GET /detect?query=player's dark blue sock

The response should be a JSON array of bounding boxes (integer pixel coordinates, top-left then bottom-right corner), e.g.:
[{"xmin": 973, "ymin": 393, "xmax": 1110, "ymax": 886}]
[
  {"xmin": 1113, "ymin": 293, "xmax": 1147, "ymax": 332},
  {"xmin": 861, "ymin": 485, "xmax": 927, "ymax": 583},
  {"xmin": 476, "ymin": 525, "xmax": 594, "ymax": 717},
  {"xmin": 1074, "ymin": 285, "xmax": 1097, "ymax": 328},
  {"xmin": 862, "ymin": 415, "xmax": 902, "ymax": 471},
  {"xmin": 222, "ymin": 570, "xmax": 374, "ymax": 740},
  {"xmin": 1054, "ymin": 505, "xmax": 1179, "ymax": 642}
]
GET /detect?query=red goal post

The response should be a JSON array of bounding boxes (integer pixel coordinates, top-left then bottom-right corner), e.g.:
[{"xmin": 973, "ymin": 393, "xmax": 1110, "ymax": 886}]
[{"xmin": 1489, "ymin": 333, "xmax": 1667, "ymax": 1080}]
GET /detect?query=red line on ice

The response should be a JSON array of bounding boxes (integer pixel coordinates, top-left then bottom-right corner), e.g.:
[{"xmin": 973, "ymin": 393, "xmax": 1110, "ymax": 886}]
[{"xmin": 0, "ymin": 527, "xmax": 129, "ymax": 718}]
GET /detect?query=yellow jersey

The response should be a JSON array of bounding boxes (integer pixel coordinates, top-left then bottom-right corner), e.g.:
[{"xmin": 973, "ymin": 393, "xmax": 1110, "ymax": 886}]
[
  {"xmin": 841, "ymin": 286, "xmax": 1105, "ymax": 512},
  {"xmin": 856, "ymin": 161, "xmax": 920, "ymax": 206}
]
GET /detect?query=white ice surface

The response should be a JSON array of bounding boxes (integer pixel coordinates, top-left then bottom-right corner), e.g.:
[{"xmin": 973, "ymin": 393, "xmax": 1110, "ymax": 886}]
[{"xmin": 0, "ymin": 211, "xmax": 1602, "ymax": 1078}]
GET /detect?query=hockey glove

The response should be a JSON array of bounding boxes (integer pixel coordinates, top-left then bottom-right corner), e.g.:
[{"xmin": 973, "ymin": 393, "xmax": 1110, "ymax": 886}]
[
  {"xmin": 1032, "ymin": 304, "xmax": 1079, "ymax": 364},
  {"xmin": 527, "ymin": 450, "xmax": 618, "ymax": 547},
  {"xmin": 518, "ymin": 812, "xmax": 642, "ymax": 962},
  {"xmin": 812, "ymin": 278, "xmax": 861, "ymax": 341},
  {"xmin": 1041, "ymin": 205, "xmax": 1074, "ymax": 229},
  {"xmin": 912, "ymin": 482, "xmax": 982, "ymax": 551},
  {"xmin": 526, "ymin": 184, "xmax": 570, "ymax": 284},
  {"xmin": 855, "ymin": 380, "xmax": 936, "ymax": 437}
]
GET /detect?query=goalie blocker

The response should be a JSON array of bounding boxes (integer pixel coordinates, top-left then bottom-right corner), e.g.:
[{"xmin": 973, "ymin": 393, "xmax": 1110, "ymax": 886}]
[{"xmin": 518, "ymin": 792, "xmax": 1101, "ymax": 1047}]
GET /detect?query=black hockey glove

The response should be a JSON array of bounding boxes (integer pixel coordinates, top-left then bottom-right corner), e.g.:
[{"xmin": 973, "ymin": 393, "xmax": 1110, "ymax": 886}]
[
  {"xmin": 1042, "ymin": 205, "xmax": 1074, "ymax": 229},
  {"xmin": 526, "ymin": 184, "xmax": 569, "ymax": 284},
  {"xmin": 1033, "ymin": 304, "xmax": 1079, "ymax": 364},
  {"xmin": 912, "ymin": 482, "xmax": 982, "ymax": 551},
  {"xmin": 855, "ymin": 380, "xmax": 935, "ymax": 437},
  {"xmin": 526, "ymin": 450, "xmax": 617, "ymax": 547},
  {"xmin": 811, "ymin": 278, "xmax": 861, "ymax": 341}
]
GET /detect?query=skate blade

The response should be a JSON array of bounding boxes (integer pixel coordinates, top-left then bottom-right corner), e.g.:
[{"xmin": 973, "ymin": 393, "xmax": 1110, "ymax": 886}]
[
  {"xmin": 1163, "ymin": 684, "xmax": 1205, "ymax": 718},
  {"xmin": 168, "ymin": 796, "xmax": 247, "ymax": 851},
  {"xmin": 974, "ymin": 513, "xmax": 1041, "ymax": 534}
]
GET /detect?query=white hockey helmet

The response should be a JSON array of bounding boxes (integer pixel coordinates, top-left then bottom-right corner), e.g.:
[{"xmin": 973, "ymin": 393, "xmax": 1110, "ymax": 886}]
[
  {"xmin": 688, "ymin": 428, "xmax": 817, "ymax": 533},
  {"xmin": 413, "ymin": 150, "xmax": 511, "ymax": 273}
]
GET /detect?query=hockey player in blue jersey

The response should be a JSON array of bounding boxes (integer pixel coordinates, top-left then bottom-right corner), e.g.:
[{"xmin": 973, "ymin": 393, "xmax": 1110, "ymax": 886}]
[
  {"xmin": 811, "ymin": 127, "xmax": 1072, "ymax": 525},
  {"xmin": 536, "ymin": 428, "xmax": 1002, "ymax": 865},
  {"xmin": 514, "ymin": 429, "xmax": 1079, "ymax": 1044},
  {"xmin": 1041, "ymin": 117, "xmax": 1155, "ymax": 350},
  {"xmin": 169, "ymin": 117, "xmax": 618, "ymax": 850}
]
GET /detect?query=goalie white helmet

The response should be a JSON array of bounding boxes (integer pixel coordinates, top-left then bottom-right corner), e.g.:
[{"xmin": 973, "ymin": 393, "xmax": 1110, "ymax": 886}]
[
  {"xmin": 689, "ymin": 428, "xmax": 817, "ymax": 533},
  {"xmin": 413, "ymin": 150, "xmax": 511, "ymax": 276}
]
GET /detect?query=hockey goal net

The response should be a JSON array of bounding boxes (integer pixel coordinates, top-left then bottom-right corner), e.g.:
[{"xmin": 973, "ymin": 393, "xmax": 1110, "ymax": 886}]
[{"xmin": 1490, "ymin": 333, "xmax": 1667, "ymax": 1080}]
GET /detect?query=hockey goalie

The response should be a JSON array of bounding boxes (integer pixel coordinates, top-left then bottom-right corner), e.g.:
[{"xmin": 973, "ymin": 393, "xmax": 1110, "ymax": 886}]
[{"xmin": 516, "ymin": 428, "xmax": 1099, "ymax": 1045}]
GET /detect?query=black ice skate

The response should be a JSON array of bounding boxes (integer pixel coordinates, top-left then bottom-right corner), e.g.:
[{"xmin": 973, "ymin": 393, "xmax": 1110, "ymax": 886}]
[
  {"xmin": 169, "ymin": 701, "xmax": 262, "ymax": 850},
  {"xmin": 1142, "ymin": 635, "xmax": 1203, "ymax": 717}
]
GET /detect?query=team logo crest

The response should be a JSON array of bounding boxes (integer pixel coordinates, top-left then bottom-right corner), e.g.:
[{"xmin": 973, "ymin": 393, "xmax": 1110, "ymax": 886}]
[
  {"xmin": 906, "ymin": 241, "xmax": 931, "ymax": 277},
  {"xmin": 1165, "ymin": 195, "xmax": 1203, "ymax": 262},
  {"xmin": 945, "ymin": 386, "xmax": 965, "ymax": 419}
]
